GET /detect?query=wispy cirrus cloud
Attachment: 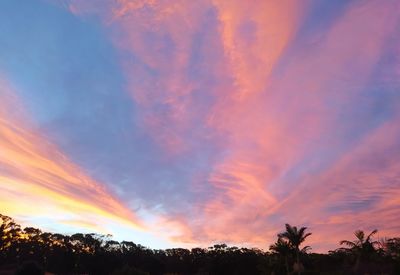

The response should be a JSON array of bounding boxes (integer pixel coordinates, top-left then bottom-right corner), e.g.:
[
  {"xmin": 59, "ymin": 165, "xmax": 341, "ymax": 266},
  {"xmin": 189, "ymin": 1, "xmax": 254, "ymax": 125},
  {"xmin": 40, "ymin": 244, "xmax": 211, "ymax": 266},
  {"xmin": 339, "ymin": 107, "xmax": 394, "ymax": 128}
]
[
  {"xmin": 277, "ymin": 109, "xmax": 400, "ymax": 250},
  {"xmin": 10, "ymin": 0, "xmax": 400, "ymax": 251},
  {"xmin": 194, "ymin": 0, "xmax": 400, "ymax": 248},
  {"xmin": 0, "ymin": 75, "xmax": 142, "ymax": 234}
]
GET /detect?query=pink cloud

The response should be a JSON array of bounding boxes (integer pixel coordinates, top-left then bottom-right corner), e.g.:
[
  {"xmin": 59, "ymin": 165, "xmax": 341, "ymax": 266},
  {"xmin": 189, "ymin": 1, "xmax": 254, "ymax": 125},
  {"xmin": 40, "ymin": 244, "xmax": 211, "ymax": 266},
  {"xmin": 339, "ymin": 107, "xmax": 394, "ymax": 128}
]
[
  {"xmin": 57, "ymin": 0, "xmax": 400, "ymax": 251},
  {"xmin": 183, "ymin": 0, "xmax": 400, "ymax": 248},
  {"xmin": 0, "ymin": 75, "xmax": 144, "ymax": 234}
]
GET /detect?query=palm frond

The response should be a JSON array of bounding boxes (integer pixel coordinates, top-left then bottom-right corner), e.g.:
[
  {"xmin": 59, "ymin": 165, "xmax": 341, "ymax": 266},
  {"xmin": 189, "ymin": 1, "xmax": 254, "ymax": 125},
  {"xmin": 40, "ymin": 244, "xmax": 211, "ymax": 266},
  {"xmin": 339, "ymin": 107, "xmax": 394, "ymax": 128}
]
[
  {"xmin": 285, "ymin": 224, "xmax": 295, "ymax": 236},
  {"xmin": 366, "ymin": 229, "xmax": 378, "ymax": 242},
  {"xmin": 301, "ymin": 245, "xmax": 312, "ymax": 253},
  {"xmin": 301, "ymin": 232, "xmax": 312, "ymax": 242},
  {"xmin": 340, "ymin": 240, "xmax": 357, "ymax": 248},
  {"xmin": 298, "ymin": 227, "xmax": 307, "ymax": 237},
  {"xmin": 354, "ymin": 230, "xmax": 365, "ymax": 242}
]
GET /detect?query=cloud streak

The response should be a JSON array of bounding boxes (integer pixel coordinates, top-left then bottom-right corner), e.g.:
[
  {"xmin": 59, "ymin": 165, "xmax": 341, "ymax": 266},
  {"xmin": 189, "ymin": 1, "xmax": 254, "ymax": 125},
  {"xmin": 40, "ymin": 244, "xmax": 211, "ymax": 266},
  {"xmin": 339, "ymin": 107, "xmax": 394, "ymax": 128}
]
[
  {"xmin": 5, "ymin": 0, "xmax": 400, "ymax": 251},
  {"xmin": 0, "ymin": 76, "xmax": 142, "ymax": 233}
]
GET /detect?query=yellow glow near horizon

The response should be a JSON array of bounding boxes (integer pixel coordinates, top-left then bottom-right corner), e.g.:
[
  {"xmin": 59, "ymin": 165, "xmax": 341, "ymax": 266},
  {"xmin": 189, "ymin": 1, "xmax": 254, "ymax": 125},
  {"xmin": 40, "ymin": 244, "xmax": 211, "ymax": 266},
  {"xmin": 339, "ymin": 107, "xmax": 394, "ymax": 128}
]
[{"xmin": 0, "ymin": 78, "xmax": 144, "ymax": 235}]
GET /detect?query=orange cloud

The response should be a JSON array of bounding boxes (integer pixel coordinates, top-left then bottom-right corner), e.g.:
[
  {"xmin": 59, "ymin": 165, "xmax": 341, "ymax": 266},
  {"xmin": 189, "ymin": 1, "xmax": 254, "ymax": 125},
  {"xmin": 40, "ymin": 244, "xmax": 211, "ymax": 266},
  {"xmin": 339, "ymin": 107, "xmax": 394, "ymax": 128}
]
[
  {"xmin": 57, "ymin": 0, "xmax": 400, "ymax": 251},
  {"xmin": 114, "ymin": 1, "xmax": 216, "ymax": 155},
  {"xmin": 211, "ymin": 0, "xmax": 302, "ymax": 98},
  {"xmin": 186, "ymin": 0, "xmax": 400, "ymax": 248},
  {"xmin": 0, "ymin": 76, "xmax": 142, "ymax": 233},
  {"xmin": 110, "ymin": 0, "xmax": 305, "ymax": 245},
  {"xmin": 276, "ymin": 109, "xmax": 400, "ymax": 250}
]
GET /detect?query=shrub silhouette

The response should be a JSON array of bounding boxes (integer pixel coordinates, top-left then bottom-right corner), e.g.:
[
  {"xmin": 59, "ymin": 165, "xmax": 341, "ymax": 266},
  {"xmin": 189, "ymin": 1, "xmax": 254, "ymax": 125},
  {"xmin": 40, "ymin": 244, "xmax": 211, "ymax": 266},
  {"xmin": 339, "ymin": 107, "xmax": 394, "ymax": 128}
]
[{"xmin": 0, "ymin": 214, "xmax": 398, "ymax": 274}]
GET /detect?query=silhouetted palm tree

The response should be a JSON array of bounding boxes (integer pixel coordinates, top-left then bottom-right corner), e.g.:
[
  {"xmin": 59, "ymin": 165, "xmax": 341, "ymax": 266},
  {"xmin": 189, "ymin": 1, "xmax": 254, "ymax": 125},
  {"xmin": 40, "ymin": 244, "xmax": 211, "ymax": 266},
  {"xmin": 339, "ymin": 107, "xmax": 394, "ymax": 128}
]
[
  {"xmin": 278, "ymin": 224, "xmax": 312, "ymax": 275},
  {"xmin": 3, "ymin": 212, "xmax": 399, "ymax": 275},
  {"xmin": 270, "ymin": 237, "xmax": 292, "ymax": 274},
  {"xmin": 340, "ymin": 229, "xmax": 378, "ymax": 271}
]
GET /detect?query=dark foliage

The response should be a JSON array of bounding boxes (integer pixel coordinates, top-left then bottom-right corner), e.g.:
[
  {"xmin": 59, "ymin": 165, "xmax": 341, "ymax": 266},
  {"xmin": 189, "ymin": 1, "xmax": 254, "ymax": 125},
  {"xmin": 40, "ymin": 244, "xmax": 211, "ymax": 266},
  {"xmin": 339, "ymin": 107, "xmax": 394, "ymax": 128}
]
[{"xmin": 0, "ymin": 214, "xmax": 399, "ymax": 274}]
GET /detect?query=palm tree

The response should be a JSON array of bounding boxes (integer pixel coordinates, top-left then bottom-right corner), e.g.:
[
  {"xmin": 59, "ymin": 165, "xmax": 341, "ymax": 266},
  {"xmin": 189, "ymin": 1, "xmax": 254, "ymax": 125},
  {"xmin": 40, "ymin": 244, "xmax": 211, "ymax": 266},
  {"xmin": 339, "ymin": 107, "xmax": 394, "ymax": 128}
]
[
  {"xmin": 278, "ymin": 224, "xmax": 312, "ymax": 274},
  {"xmin": 270, "ymin": 237, "xmax": 292, "ymax": 274},
  {"xmin": 340, "ymin": 229, "xmax": 378, "ymax": 271}
]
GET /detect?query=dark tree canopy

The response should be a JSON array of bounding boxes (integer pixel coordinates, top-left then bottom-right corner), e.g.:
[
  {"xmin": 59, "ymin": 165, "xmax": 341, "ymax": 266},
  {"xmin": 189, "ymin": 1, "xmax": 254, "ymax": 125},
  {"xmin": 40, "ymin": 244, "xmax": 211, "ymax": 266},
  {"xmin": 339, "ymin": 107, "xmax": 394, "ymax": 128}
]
[{"xmin": 0, "ymin": 214, "xmax": 399, "ymax": 275}]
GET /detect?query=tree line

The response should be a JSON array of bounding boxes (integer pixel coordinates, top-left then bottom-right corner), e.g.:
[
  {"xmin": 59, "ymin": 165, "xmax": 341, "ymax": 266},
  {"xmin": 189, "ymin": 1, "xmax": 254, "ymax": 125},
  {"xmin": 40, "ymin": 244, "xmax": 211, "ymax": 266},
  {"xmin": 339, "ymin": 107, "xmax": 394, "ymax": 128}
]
[{"xmin": 1, "ymin": 214, "xmax": 399, "ymax": 274}]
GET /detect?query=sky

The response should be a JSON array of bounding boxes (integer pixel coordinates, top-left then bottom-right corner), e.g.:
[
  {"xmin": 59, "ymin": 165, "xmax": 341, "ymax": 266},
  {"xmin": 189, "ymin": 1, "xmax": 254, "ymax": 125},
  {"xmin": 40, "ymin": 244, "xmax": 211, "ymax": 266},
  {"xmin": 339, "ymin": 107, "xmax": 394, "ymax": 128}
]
[{"xmin": 0, "ymin": 0, "xmax": 399, "ymax": 252}]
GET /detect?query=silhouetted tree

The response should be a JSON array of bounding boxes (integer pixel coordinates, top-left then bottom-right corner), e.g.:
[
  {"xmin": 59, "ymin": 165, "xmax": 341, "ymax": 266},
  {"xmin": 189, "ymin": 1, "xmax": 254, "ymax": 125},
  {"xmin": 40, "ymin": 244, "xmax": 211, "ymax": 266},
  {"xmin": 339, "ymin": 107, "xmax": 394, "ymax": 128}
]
[
  {"xmin": 0, "ymin": 214, "xmax": 22, "ymax": 263},
  {"xmin": 340, "ymin": 229, "xmax": 379, "ymax": 272},
  {"xmin": 270, "ymin": 237, "xmax": 292, "ymax": 273},
  {"xmin": 378, "ymin": 237, "xmax": 400, "ymax": 261},
  {"xmin": 1, "ymin": 214, "xmax": 399, "ymax": 274},
  {"xmin": 278, "ymin": 224, "xmax": 311, "ymax": 274}
]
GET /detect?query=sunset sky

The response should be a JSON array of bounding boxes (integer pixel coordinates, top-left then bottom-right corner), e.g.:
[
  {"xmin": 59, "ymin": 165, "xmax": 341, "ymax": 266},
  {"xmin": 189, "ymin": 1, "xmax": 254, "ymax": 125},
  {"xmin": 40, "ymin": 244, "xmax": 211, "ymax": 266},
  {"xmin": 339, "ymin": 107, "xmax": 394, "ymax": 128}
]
[{"xmin": 0, "ymin": 0, "xmax": 399, "ymax": 252}]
